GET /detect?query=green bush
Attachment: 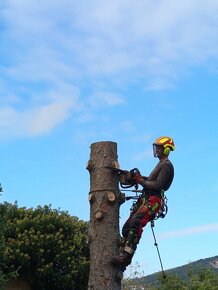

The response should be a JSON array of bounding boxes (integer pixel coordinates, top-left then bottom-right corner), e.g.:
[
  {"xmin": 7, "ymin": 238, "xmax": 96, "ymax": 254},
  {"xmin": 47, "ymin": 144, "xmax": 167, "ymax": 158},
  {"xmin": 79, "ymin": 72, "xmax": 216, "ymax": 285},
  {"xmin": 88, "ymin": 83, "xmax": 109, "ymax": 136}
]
[
  {"xmin": 0, "ymin": 202, "xmax": 18, "ymax": 290},
  {"xmin": 0, "ymin": 203, "xmax": 6, "ymax": 290},
  {"xmin": 1, "ymin": 202, "xmax": 89, "ymax": 290}
]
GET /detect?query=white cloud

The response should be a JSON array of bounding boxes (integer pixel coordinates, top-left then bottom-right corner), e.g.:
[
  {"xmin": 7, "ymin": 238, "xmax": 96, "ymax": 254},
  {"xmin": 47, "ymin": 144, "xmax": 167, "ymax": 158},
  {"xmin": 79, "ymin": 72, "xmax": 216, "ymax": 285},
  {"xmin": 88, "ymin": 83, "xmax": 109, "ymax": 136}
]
[
  {"xmin": 3, "ymin": 0, "xmax": 218, "ymax": 86},
  {"xmin": 0, "ymin": 81, "xmax": 79, "ymax": 137},
  {"xmin": 67, "ymin": 0, "xmax": 218, "ymax": 86},
  {"xmin": 0, "ymin": 100, "xmax": 73, "ymax": 137},
  {"xmin": 1, "ymin": 0, "xmax": 218, "ymax": 138},
  {"xmin": 25, "ymin": 101, "xmax": 73, "ymax": 136},
  {"xmin": 158, "ymin": 223, "xmax": 218, "ymax": 240}
]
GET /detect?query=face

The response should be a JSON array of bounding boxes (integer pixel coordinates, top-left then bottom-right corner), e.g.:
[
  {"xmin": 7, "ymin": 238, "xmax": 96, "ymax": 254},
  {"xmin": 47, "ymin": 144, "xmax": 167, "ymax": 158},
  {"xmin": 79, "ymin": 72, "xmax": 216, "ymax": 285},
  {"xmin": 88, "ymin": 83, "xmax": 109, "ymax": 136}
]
[{"xmin": 153, "ymin": 144, "xmax": 164, "ymax": 158}]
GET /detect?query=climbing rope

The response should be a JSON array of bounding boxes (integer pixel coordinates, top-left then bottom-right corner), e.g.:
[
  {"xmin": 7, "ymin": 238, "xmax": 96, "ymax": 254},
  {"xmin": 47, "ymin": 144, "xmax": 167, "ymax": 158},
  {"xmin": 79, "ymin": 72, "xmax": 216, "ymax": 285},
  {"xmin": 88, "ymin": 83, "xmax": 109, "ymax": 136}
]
[{"xmin": 150, "ymin": 220, "xmax": 166, "ymax": 279}]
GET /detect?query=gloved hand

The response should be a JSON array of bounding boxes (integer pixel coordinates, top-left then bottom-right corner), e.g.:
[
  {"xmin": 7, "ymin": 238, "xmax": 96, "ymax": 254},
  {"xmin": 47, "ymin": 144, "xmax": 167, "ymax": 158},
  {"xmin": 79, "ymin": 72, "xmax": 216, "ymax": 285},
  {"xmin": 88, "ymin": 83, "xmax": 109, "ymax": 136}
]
[{"xmin": 130, "ymin": 168, "xmax": 142, "ymax": 183}]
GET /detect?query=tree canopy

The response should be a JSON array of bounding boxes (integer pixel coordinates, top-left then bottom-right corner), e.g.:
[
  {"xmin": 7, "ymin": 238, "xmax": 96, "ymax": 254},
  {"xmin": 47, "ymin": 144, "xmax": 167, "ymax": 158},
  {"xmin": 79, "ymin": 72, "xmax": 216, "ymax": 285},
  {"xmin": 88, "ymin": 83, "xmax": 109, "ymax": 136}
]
[
  {"xmin": 0, "ymin": 202, "xmax": 18, "ymax": 290},
  {"xmin": 0, "ymin": 202, "xmax": 89, "ymax": 290}
]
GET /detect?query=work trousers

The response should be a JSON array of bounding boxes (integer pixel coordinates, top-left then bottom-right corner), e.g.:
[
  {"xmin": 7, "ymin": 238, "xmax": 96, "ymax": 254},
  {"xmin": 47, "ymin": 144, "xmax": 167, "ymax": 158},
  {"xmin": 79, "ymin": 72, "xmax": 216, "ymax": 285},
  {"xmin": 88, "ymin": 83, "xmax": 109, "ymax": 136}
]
[{"xmin": 122, "ymin": 195, "xmax": 162, "ymax": 242}]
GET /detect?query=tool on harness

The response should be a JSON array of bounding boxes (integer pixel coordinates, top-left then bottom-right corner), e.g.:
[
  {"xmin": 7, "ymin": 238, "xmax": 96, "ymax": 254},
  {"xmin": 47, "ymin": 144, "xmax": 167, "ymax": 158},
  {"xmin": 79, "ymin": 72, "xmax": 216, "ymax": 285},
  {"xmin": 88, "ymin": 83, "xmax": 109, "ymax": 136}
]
[
  {"xmin": 122, "ymin": 189, "xmax": 143, "ymax": 201},
  {"xmin": 153, "ymin": 195, "xmax": 168, "ymax": 220},
  {"xmin": 150, "ymin": 220, "xmax": 166, "ymax": 279}
]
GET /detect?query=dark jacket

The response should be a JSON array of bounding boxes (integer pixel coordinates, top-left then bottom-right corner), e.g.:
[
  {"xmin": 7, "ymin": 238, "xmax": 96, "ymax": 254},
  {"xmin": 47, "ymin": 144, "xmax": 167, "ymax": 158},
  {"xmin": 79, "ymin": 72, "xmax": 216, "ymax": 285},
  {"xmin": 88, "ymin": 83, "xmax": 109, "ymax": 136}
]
[{"xmin": 140, "ymin": 159, "xmax": 174, "ymax": 196}]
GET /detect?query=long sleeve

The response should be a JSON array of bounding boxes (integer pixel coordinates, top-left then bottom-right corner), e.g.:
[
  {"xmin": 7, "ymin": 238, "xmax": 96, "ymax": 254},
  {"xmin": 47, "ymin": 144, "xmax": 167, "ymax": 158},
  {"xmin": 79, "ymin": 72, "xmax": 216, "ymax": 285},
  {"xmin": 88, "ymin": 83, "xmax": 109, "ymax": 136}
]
[{"xmin": 139, "ymin": 160, "xmax": 174, "ymax": 194}]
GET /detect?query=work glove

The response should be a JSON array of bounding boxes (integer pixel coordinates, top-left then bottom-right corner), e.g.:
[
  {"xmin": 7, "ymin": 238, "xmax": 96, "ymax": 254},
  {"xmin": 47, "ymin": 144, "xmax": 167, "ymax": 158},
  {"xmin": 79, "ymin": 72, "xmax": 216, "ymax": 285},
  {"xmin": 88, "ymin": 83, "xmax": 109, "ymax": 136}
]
[{"xmin": 130, "ymin": 168, "xmax": 142, "ymax": 183}]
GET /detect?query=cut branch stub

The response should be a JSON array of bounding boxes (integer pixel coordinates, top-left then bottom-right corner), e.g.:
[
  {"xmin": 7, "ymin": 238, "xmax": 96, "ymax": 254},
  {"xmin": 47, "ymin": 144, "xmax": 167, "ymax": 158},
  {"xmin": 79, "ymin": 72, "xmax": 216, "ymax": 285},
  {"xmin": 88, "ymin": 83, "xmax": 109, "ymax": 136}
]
[
  {"xmin": 88, "ymin": 193, "xmax": 95, "ymax": 203},
  {"xmin": 86, "ymin": 160, "xmax": 94, "ymax": 172},
  {"xmin": 107, "ymin": 191, "xmax": 116, "ymax": 203},
  {"xmin": 95, "ymin": 210, "xmax": 104, "ymax": 220},
  {"xmin": 111, "ymin": 160, "xmax": 120, "ymax": 169}
]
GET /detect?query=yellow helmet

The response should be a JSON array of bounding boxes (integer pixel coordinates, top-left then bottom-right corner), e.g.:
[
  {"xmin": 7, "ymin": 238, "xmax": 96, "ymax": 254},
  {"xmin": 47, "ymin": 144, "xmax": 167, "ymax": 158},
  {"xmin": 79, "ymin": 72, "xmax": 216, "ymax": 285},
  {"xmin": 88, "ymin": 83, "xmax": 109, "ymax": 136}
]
[{"xmin": 153, "ymin": 136, "xmax": 175, "ymax": 156}]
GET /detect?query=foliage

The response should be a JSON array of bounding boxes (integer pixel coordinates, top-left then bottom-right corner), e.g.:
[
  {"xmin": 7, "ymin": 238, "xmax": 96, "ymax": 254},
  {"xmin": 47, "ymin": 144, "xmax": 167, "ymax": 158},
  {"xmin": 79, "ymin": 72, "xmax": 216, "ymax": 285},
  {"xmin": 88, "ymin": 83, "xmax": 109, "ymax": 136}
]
[
  {"xmin": 0, "ymin": 202, "xmax": 89, "ymax": 290},
  {"xmin": 122, "ymin": 266, "xmax": 218, "ymax": 290},
  {"xmin": 158, "ymin": 268, "xmax": 218, "ymax": 289},
  {"xmin": 185, "ymin": 267, "xmax": 218, "ymax": 290},
  {"xmin": 0, "ymin": 202, "xmax": 6, "ymax": 290},
  {"xmin": 157, "ymin": 273, "xmax": 187, "ymax": 290},
  {"xmin": 0, "ymin": 189, "xmax": 4, "ymax": 269},
  {"xmin": 0, "ymin": 201, "xmax": 19, "ymax": 290}
]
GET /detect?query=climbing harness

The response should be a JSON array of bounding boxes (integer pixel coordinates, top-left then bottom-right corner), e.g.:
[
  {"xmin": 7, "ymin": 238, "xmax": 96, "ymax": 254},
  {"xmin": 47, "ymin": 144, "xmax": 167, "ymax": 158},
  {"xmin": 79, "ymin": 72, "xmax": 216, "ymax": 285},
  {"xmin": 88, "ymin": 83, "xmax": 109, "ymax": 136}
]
[
  {"xmin": 123, "ymin": 189, "xmax": 168, "ymax": 221},
  {"xmin": 153, "ymin": 195, "xmax": 168, "ymax": 220},
  {"xmin": 150, "ymin": 220, "xmax": 166, "ymax": 279}
]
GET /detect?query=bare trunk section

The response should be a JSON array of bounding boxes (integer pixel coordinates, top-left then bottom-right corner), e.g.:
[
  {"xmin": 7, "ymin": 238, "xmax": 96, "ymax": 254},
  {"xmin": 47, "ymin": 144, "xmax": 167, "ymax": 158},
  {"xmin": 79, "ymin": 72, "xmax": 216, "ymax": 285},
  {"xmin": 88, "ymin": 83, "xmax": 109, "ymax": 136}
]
[{"xmin": 87, "ymin": 141, "xmax": 124, "ymax": 290}]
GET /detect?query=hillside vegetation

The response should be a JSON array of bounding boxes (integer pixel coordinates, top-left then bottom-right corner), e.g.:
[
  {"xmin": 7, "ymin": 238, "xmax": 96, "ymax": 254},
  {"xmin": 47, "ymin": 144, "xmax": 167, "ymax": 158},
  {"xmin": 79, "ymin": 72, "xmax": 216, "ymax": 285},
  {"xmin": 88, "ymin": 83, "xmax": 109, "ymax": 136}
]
[{"xmin": 122, "ymin": 256, "xmax": 218, "ymax": 289}]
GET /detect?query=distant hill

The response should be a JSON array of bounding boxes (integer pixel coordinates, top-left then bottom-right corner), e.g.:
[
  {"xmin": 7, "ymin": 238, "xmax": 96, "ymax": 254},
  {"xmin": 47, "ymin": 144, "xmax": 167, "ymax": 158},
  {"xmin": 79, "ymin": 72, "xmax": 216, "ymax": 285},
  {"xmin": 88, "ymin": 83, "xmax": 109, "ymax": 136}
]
[{"xmin": 133, "ymin": 255, "xmax": 218, "ymax": 286}]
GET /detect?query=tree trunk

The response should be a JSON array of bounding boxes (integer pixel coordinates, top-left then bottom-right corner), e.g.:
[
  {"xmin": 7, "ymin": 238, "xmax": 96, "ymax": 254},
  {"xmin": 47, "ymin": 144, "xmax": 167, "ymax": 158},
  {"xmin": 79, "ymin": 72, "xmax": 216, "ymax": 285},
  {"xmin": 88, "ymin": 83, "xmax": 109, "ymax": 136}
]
[{"xmin": 87, "ymin": 141, "xmax": 124, "ymax": 290}]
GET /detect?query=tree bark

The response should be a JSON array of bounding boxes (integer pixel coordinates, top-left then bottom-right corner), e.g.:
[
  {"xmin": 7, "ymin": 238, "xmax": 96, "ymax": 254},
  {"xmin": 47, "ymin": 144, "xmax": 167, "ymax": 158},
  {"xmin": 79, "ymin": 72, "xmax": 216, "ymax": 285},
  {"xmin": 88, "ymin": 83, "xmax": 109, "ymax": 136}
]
[{"xmin": 87, "ymin": 141, "xmax": 124, "ymax": 290}]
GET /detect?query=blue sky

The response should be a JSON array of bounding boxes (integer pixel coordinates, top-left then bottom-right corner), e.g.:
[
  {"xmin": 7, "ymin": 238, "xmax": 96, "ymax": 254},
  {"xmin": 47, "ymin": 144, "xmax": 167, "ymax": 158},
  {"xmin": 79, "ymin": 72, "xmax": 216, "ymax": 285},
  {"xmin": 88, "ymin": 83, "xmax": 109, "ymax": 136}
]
[{"xmin": 1, "ymin": 0, "xmax": 218, "ymax": 277}]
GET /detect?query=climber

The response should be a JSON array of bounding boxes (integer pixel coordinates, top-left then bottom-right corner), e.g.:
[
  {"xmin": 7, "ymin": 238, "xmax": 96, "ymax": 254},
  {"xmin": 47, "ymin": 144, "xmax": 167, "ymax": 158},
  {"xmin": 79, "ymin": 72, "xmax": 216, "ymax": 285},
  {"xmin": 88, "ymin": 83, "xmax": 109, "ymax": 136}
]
[{"xmin": 112, "ymin": 136, "xmax": 175, "ymax": 271}]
